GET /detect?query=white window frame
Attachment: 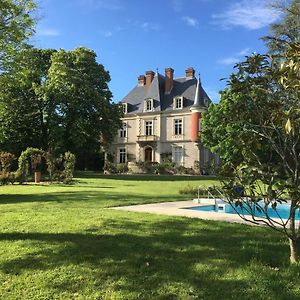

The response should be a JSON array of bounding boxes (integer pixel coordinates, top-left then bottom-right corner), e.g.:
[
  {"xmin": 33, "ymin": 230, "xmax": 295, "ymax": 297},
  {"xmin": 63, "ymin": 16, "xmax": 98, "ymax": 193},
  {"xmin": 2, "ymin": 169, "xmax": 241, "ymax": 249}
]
[
  {"xmin": 145, "ymin": 120, "xmax": 153, "ymax": 136},
  {"xmin": 119, "ymin": 147, "xmax": 126, "ymax": 164},
  {"xmin": 173, "ymin": 145, "xmax": 184, "ymax": 165},
  {"xmin": 173, "ymin": 97, "xmax": 183, "ymax": 110},
  {"xmin": 119, "ymin": 122, "xmax": 127, "ymax": 138},
  {"xmin": 122, "ymin": 103, "xmax": 127, "ymax": 114},
  {"xmin": 144, "ymin": 99, "xmax": 153, "ymax": 112},
  {"xmin": 174, "ymin": 118, "xmax": 183, "ymax": 135}
]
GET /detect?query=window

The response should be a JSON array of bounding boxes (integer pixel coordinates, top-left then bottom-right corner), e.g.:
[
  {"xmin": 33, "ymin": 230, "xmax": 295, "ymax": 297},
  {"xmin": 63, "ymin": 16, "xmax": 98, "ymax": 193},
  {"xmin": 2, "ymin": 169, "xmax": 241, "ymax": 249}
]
[
  {"xmin": 119, "ymin": 123, "xmax": 127, "ymax": 138},
  {"xmin": 174, "ymin": 119, "xmax": 183, "ymax": 135},
  {"xmin": 145, "ymin": 121, "xmax": 153, "ymax": 136},
  {"xmin": 174, "ymin": 97, "xmax": 183, "ymax": 109},
  {"xmin": 119, "ymin": 148, "xmax": 126, "ymax": 163},
  {"xmin": 173, "ymin": 146, "xmax": 183, "ymax": 165},
  {"xmin": 122, "ymin": 103, "xmax": 127, "ymax": 114},
  {"xmin": 144, "ymin": 99, "xmax": 153, "ymax": 111}
]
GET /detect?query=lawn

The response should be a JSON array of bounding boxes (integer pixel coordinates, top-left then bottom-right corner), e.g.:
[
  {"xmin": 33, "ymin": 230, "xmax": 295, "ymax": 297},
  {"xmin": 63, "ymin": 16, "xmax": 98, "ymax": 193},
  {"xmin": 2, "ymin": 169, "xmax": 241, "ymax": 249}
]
[{"xmin": 0, "ymin": 173, "xmax": 299, "ymax": 299}]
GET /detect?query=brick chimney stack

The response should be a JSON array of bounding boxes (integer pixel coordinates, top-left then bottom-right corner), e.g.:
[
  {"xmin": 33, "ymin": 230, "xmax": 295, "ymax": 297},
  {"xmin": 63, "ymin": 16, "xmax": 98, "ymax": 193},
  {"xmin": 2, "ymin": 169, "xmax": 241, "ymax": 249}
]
[
  {"xmin": 185, "ymin": 67, "xmax": 195, "ymax": 79},
  {"xmin": 138, "ymin": 75, "xmax": 146, "ymax": 86},
  {"xmin": 146, "ymin": 71, "xmax": 155, "ymax": 88},
  {"xmin": 165, "ymin": 67, "xmax": 174, "ymax": 93}
]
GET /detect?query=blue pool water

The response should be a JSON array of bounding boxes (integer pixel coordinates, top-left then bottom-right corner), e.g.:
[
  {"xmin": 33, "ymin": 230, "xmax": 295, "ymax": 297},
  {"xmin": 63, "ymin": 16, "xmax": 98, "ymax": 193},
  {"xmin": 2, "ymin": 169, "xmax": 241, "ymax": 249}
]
[{"xmin": 187, "ymin": 202, "xmax": 299, "ymax": 220}]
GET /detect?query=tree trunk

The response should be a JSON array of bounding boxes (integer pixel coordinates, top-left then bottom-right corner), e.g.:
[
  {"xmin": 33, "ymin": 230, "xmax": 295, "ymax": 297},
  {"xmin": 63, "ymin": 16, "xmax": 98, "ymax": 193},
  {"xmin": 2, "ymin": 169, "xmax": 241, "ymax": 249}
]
[{"xmin": 289, "ymin": 238, "xmax": 299, "ymax": 264}]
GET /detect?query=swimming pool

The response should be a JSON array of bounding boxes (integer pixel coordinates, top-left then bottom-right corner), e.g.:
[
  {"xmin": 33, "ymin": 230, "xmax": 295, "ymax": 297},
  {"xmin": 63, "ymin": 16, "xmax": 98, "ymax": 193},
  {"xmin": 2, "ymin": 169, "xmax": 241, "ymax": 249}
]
[{"xmin": 186, "ymin": 202, "xmax": 299, "ymax": 220}]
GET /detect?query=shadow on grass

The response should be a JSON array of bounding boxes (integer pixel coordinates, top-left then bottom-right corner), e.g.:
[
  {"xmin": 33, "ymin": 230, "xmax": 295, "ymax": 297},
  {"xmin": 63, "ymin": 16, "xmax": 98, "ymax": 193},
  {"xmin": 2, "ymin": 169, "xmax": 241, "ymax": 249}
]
[
  {"xmin": 0, "ymin": 217, "xmax": 295, "ymax": 299},
  {"xmin": 0, "ymin": 191, "xmax": 187, "ymax": 206},
  {"xmin": 75, "ymin": 171, "xmax": 218, "ymax": 181}
]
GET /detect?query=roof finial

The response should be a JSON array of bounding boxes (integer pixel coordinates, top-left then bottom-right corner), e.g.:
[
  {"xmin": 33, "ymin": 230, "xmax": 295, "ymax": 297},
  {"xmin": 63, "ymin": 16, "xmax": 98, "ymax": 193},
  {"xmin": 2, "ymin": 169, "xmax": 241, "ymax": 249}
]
[
  {"xmin": 198, "ymin": 72, "xmax": 201, "ymax": 84},
  {"xmin": 155, "ymin": 67, "xmax": 159, "ymax": 75}
]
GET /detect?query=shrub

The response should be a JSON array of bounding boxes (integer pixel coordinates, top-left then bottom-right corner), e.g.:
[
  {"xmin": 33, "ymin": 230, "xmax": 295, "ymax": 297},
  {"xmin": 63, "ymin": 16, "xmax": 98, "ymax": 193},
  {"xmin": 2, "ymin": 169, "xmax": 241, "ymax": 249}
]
[
  {"xmin": 115, "ymin": 163, "xmax": 128, "ymax": 174},
  {"xmin": 0, "ymin": 151, "xmax": 15, "ymax": 174},
  {"xmin": 62, "ymin": 151, "xmax": 76, "ymax": 183},
  {"xmin": 179, "ymin": 186, "xmax": 219, "ymax": 197}
]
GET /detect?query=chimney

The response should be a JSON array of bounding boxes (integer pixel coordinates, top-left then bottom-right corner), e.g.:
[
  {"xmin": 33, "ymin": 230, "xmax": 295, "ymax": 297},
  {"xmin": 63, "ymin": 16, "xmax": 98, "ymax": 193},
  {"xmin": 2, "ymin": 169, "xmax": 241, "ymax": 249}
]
[
  {"xmin": 138, "ymin": 75, "xmax": 146, "ymax": 86},
  {"xmin": 146, "ymin": 71, "xmax": 155, "ymax": 88},
  {"xmin": 185, "ymin": 67, "xmax": 195, "ymax": 79},
  {"xmin": 165, "ymin": 67, "xmax": 174, "ymax": 93}
]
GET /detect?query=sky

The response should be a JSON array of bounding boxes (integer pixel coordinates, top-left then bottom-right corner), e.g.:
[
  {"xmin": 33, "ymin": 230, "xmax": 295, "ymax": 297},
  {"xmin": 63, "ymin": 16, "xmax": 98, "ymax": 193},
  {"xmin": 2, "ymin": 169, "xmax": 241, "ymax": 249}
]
[{"xmin": 32, "ymin": 0, "xmax": 283, "ymax": 103}]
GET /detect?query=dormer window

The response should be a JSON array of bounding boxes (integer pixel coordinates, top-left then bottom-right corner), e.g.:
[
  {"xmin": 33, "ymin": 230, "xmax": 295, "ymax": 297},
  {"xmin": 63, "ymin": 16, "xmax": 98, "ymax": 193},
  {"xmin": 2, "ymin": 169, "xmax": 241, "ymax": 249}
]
[
  {"xmin": 144, "ymin": 99, "xmax": 153, "ymax": 112},
  {"xmin": 173, "ymin": 97, "xmax": 183, "ymax": 109},
  {"xmin": 122, "ymin": 103, "xmax": 128, "ymax": 114}
]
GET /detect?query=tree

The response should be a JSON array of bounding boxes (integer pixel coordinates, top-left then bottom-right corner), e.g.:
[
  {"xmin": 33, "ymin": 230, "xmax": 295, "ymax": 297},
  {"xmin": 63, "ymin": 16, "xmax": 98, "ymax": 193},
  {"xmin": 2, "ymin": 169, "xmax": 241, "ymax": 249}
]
[
  {"xmin": 0, "ymin": 48, "xmax": 55, "ymax": 154},
  {"xmin": 262, "ymin": 0, "xmax": 300, "ymax": 54},
  {"xmin": 202, "ymin": 42, "xmax": 300, "ymax": 264},
  {"xmin": 0, "ymin": 47, "xmax": 121, "ymax": 168},
  {"xmin": 0, "ymin": 0, "xmax": 36, "ymax": 69},
  {"xmin": 46, "ymin": 47, "xmax": 122, "ymax": 163}
]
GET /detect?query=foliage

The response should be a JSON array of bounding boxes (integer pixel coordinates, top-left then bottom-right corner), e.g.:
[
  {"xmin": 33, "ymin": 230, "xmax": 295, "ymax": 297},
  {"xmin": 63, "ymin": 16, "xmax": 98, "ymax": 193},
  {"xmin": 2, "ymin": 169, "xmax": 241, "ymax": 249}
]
[
  {"xmin": 0, "ymin": 0, "xmax": 36, "ymax": 69},
  {"xmin": 0, "ymin": 48, "xmax": 55, "ymax": 154},
  {"xmin": 202, "ymin": 42, "xmax": 300, "ymax": 263},
  {"xmin": 46, "ymin": 47, "xmax": 122, "ymax": 158},
  {"xmin": 262, "ymin": 0, "xmax": 300, "ymax": 55},
  {"xmin": 17, "ymin": 147, "xmax": 44, "ymax": 182},
  {"xmin": 0, "ymin": 151, "xmax": 15, "ymax": 173},
  {"xmin": 0, "ymin": 47, "xmax": 121, "ymax": 168},
  {"xmin": 62, "ymin": 151, "xmax": 76, "ymax": 183}
]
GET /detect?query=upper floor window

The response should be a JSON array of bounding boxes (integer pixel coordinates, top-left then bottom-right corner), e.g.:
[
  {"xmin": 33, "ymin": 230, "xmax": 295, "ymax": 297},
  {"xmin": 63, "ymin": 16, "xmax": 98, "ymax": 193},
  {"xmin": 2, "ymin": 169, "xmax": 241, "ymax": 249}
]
[
  {"xmin": 173, "ymin": 97, "xmax": 183, "ymax": 110},
  {"xmin": 119, "ymin": 122, "xmax": 127, "ymax": 138},
  {"xmin": 144, "ymin": 99, "xmax": 153, "ymax": 112},
  {"xmin": 122, "ymin": 103, "xmax": 127, "ymax": 114},
  {"xmin": 174, "ymin": 119, "xmax": 183, "ymax": 135},
  {"xmin": 145, "ymin": 120, "xmax": 153, "ymax": 136}
]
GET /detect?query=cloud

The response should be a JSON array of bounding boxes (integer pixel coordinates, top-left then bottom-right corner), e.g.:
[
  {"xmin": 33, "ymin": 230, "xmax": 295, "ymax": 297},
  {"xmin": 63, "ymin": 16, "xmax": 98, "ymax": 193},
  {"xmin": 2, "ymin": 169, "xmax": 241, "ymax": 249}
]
[
  {"xmin": 218, "ymin": 47, "xmax": 250, "ymax": 65},
  {"xmin": 77, "ymin": 0, "xmax": 123, "ymax": 10},
  {"xmin": 237, "ymin": 47, "xmax": 250, "ymax": 56},
  {"xmin": 102, "ymin": 30, "xmax": 113, "ymax": 37},
  {"xmin": 141, "ymin": 22, "xmax": 160, "ymax": 31},
  {"xmin": 36, "ymin": 28, "xmax": 60, "ymax": 37},
  {"xmin": 212, "ymin": 0, "xmax": 281, "ymax": 30},
  {"xmin": 182, "ymin": 16, "xmax": 199, "ymax": 28}
]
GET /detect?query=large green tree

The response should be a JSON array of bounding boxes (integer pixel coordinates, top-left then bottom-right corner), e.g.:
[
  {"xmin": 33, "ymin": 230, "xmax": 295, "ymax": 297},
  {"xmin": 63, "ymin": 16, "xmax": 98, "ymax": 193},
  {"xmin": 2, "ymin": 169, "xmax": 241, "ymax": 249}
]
[
  {"xmin": 202, "ymin": 43, "xmax": 300, "ymax": 264},
  {"xmin": 0, "ymin": 48, "xmax": 54, "ymax": 154},
  {"xmin": 262, "ymin": 0, "xmax": 300, "ymax": 54},
  {"xmin": 0, "ymin": 47, "xmax": 121, "ymax": 166},
  {"xmin": 46, "ymin": 47, "xmax": 121, "ymax": 162},
  {"xmin": 0, "ymin": 0, "xmax": 36, "ymax": 69}
]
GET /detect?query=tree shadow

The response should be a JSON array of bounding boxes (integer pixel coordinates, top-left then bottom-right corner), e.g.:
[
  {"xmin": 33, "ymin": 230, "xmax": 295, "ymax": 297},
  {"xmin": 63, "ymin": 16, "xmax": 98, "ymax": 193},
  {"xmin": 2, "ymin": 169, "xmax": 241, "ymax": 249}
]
[
  {"xmin": 75, "ymin": 172, "xmax": 217, "ymax": 181},
  {"xmin": 0, "ymin": 217, "xmax": 296, "ymax": 299}
]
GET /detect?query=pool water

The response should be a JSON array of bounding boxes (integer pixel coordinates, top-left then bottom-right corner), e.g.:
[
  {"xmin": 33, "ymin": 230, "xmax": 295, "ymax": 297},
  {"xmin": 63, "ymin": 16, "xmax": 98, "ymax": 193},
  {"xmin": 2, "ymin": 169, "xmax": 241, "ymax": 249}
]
[{"xmin": 187, "ymin": 202, "xmax": 299, "ymax": 220}]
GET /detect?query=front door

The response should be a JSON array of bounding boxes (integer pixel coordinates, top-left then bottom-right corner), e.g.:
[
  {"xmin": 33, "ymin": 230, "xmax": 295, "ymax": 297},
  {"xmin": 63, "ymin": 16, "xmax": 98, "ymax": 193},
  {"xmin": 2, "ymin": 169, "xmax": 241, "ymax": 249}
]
[{"xmin": 145, "ymin": 147, "xmax": 152, "ymax": 162}]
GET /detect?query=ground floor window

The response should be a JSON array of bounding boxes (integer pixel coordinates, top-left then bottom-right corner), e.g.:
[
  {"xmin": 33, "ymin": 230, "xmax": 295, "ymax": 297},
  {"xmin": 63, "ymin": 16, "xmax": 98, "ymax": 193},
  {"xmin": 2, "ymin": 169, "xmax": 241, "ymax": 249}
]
[
  {"xmin": 173, "ymin": 146, "xmax": 183, "ymax": 165},
  {"xmin": 119, "ymin": 148, "xmax": 126, "ymax": 163}
]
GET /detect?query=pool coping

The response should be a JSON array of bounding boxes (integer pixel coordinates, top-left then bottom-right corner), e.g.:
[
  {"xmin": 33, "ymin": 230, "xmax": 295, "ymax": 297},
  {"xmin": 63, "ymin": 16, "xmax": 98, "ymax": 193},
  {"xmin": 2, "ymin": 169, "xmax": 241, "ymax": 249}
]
[
  {"xmin": 111, "ymin": 199, "xmax": 298, "ymax": 227},
  {"xmin": 110, "ymin": 199, "xmax": 259, "ymax": 226}
]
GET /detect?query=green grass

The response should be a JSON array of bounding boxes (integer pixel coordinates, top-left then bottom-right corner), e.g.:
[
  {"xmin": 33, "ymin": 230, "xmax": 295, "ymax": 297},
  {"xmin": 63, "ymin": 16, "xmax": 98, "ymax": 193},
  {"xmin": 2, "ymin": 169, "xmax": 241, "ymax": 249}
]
[{"xmin": 0, "ymin": 173, "xmax": 299, "ymax": 299}]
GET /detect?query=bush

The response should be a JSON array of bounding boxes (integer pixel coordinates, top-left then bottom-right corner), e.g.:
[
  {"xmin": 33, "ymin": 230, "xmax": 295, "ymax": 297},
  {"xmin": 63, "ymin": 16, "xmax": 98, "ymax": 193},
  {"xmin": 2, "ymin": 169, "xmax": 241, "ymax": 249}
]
[
  {"xmin": 179, "ymin": 186, "xmax": 219, "ymax": 197},
  {"xmin": 62, "ymin": 151, "xmax": 76, "ymax": 183},
  {"xmin": 115, "ymin": 163, "xmax": 128, "ymax": 174}
]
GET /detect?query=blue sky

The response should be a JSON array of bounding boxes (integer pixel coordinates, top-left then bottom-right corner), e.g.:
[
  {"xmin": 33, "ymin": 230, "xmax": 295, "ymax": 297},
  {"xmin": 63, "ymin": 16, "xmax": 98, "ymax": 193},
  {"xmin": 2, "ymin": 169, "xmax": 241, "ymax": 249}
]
[{"xmin": 32, "ymin": 0, "xmax": 282, "ymax": 103}]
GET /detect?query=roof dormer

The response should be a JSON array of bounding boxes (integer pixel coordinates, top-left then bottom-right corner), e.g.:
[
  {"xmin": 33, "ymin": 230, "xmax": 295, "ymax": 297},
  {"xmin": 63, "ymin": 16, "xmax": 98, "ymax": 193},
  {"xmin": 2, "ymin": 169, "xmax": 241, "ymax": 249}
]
[
  {"xmin": 173, "ymin": 96, "xmax": 183, "ymax": 110},
  {"xmin": 144, "ymin": 98, "xmax": 154, "ymax": 112}
]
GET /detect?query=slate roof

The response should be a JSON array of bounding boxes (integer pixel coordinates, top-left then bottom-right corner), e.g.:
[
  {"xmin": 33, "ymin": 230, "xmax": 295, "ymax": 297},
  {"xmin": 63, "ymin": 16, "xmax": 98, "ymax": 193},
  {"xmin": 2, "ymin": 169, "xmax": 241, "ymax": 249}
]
[{"xmin": 121, "ymin": 71, "xmax": 211, "ymax": 114}]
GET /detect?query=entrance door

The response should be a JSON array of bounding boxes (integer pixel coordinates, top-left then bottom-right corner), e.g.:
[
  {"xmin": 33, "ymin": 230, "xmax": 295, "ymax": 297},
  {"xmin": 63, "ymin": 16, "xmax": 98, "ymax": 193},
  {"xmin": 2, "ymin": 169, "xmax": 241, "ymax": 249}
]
[{"xmin": 144, "ymin": 147, "xmax": 152, "ymax": 162}]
